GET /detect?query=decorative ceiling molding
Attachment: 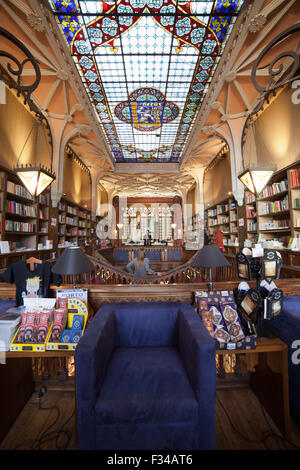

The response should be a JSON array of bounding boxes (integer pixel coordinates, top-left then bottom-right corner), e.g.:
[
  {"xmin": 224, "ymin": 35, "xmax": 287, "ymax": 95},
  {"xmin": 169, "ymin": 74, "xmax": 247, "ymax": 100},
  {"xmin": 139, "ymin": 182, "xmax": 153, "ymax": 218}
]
[{"xmin": 99, "ymin": 171, "xmax": 195, "ymax": 198}]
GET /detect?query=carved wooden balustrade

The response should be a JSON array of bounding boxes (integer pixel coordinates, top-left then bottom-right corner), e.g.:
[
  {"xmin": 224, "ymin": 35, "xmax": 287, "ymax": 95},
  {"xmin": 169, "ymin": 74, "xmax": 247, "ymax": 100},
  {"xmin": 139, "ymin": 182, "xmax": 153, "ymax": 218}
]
[{"xmin": 59, "ymin": 250, "xmax": 238, "ymax": 285}]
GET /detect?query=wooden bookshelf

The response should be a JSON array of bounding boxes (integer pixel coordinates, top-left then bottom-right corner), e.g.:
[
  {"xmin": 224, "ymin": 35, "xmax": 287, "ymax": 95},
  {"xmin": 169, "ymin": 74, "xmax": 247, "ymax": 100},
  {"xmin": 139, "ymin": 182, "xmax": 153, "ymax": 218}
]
[
  {"xmin": 57, "ymin": 197, "xmax": 90, "ymax": 249},
  {"xmin": 205, "ymin": 196, "xmax": 239, "ymax": 253},
  {"xmin": 243, "ymin": 161, "xmax": 300, "ymax": 250}
]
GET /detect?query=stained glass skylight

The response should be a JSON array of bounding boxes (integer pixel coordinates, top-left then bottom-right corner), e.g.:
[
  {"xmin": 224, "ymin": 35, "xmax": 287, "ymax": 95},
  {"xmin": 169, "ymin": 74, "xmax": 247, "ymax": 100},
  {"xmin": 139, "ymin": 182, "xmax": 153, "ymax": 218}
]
[{"xmin": 48, "ymin": 0, "xmax": 245, "ymax": 163}]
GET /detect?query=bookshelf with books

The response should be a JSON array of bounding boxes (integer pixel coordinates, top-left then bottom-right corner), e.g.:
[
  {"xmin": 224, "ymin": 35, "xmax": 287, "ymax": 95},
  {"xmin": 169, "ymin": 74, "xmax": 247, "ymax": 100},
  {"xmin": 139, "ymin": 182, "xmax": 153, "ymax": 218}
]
[
  {"xmin": 255, "ymin": 171, "xmax": 291, "ymax": 248},
  {"xmin": 288, "ymin": 166, "xmax": 300, "ymax": 237},
  {"xmin": 57, "ymin": 198, "xmax": 91, "ymax": 248},
  {"xmin": 242, "ymin": 163, "xmax": 300, "ymax": 254},
  {"xmin": 0, "ymin": 168, "xmax": 56, "ymax": 267},
  {"xmin": 205, "ymin": 197, "xmax": 239, "ymax": 253},
  {"xmin": 5, "ymin": 174, "xmax": 38, "ymax": 250},
  {"xmin": 245, "ymin": 190, "xmax": 257, "ymax": 240},
  {"xmin": 37, "ymin": 191, "xmax": 50, "ymax": 249}
]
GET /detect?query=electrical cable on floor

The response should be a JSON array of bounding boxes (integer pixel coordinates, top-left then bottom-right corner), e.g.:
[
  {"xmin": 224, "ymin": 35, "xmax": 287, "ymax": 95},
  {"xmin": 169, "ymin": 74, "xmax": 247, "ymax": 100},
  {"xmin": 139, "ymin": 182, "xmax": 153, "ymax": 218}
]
[
  {"xmin": 217, "ymin": 395, "xmax": 300, "ymax": 450},
  {"xmin": 32, "ymin": 396, "xmax": 74, "ymax": 450},
  {"xmin": 13, "ymin": 388, "xmax": 74, "ymax": 451}
]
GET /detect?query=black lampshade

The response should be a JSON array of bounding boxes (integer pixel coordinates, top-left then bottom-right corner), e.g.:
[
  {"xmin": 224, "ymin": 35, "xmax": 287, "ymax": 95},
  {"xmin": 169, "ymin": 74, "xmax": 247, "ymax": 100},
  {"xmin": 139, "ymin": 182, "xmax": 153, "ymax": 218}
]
[
  {"xmin": 192, "ymin": 244, "xmax": 230, "ymax": 268},
  {"xmin": 52, "ymin": 246, "xmax": 94, "ymax": 275}
]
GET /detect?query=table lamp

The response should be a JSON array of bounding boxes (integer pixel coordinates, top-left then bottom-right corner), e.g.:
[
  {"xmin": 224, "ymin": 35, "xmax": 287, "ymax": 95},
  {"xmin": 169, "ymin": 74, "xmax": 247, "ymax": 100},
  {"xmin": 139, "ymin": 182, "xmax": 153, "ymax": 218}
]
[
  {"xmin": 192, "ymin": 244, "xmax": 230, "ymax": 291},
  {"xmin": 52, "ymin": 246, "xmax": 94, "ymax": 287}
]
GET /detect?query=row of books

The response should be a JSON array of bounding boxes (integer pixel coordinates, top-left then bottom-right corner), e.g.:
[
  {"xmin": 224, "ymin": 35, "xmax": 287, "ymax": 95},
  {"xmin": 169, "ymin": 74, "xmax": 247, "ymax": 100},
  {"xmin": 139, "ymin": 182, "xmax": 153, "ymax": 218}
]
[
  {"xmin": 217, "ymin": 216, "xmax": 229, "ymax": 224},
  {"xmin": 258, "ymin": 196, "xmax": 289, "ymax": 215},
  {"xmin": 246, "ymin": 206, "xmax": 256, "ymax": 218},
  {"xmin": 246, "ymin": 193, "xmax": 256, "ymax": 204},
  {"xmin": 5, "ymin": 220, "xmax": 36, "ymax": 232},
  {"xmin": 39, "ymin": 209, "xmax": 47, "ymax": 220},
  {"xmin": 78, "ymin": 220, "xmax": 87, "ymax": 228},
  {"xmin": 78, "ymin": 211, "xmax": 87, "ymax": 219},
  {"xmin": 66, "ymin": 205, "xmax": 78, "ymax": 216},
  {"xmin": 208, "ymin": 209, "xmax": 217, "ymax": 217},
  {"xmin": 290, "ymin": 168, "xmax": 300, "ymax": 188},
  {"xmin": 208, "ymin": 219, "xmax": 218, "ymax": 227},
  {"xmin": 66, "ymin": 229, "xmax": 78, "ymax": 236},
  {"xmin": 39, "ymin": 194, "xmax": 48, "ymax": 205},
  {"xmin": 6, "ymin": 200, "xmax": 37, "ymax": 217},
  {"xmin": 78, "ymin": 229, "xmax": 87, "ymax": 236},
  {"xmin": 259, "ymin": 219, "xmax": 290, "ymax": 230},
  {"xmin": 7, "ymin": 181, "xmax": 35, "ymax": 201},
  {"xmin": 293, "ymin": 198, "xmax": 300, "ymax": 208},
  {"xmin": 66, "ymin": 216, "xmax": 77, "ymax": 226},
  {"xmin": 257, "ymin": 179, "xmax": 288, "ymax": 199},
  {"xmin": 247, "ymin": 222, "xmax": 257, "ymax": 232},
  {"xmin": 217, "ymin": 204, "xmax": 228, "ymax": 214}
]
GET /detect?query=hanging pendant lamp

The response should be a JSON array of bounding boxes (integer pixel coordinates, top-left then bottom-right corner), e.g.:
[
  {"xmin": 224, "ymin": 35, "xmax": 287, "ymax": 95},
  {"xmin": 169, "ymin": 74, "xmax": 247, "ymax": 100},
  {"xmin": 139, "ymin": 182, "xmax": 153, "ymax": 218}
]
[
  {"xmin": 14, "ymin": 116, "xmax": 56, "ymax": 197},
  {"xmin": 238, "ymin": 116, "xmax": 276, "ymax": 197}
]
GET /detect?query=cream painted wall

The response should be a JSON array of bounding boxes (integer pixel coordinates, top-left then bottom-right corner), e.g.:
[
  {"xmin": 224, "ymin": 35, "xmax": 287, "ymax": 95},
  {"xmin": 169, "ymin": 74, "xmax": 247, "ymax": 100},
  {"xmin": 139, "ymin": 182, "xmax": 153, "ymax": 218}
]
[
  {"xmin": 203, "ymin": 152, "xmax": 232, "ymax": 208},
  {"xmin": 243, "ymin": 84, "xmax": 300, "ymax": 170},
  {"xmin": 0, "ymin": 87, "xmax": 51, "ymax": 170},
  {"xmin": 63, "ymin": 154, "xmax": 91, "ymax": 208}
]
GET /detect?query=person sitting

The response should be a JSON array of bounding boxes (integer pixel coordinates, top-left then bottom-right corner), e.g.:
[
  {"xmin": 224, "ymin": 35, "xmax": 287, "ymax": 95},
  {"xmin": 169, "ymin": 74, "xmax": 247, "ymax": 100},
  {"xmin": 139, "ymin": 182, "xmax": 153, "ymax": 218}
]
[{"xmin": 126, "ymin": 248, "xmax": 157, "ymax": 277}]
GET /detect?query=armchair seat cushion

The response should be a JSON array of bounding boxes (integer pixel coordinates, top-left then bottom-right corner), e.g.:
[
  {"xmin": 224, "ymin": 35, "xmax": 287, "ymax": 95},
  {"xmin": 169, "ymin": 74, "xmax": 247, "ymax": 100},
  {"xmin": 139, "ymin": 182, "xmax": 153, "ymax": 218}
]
[{"xmin": 95, "ymin": 346, "xmax": 198, "ymax": 425}]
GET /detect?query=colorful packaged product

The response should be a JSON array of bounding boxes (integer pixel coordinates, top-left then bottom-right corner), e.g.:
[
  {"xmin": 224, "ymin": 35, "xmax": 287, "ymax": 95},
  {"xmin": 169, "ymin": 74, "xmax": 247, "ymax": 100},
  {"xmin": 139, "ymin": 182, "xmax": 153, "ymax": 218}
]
[
  {"xmin": 50, "ymin": 308, "xmax": 67, "ymax": 342},
  {"xmin": 24, "ymin": 312, "xmax": 36, "ymax": 343},
  {"xmin": 36, "ymin": 311, "xmax": 51, "ymax": 343},
  {"xmin": 61, "ymin": 329, "xmax": 72, "ymax": 343},
  {"xmin": 71, "ymin": 314, "xmax": 83, "ymax": 330},
  {"xmin": 15, "ymin": 312, "xmax": 27, "ymax": 343},
  {"xmin": 220, "ymin": 302, "xmax": 245, "ymax": 343},
  {"xmin": 71, "ymin": 330, "xmax": 83, "ymax": 343},
  {"xmin": 201, "ymin": 310, "xmax": 214, "ymax": 337}
]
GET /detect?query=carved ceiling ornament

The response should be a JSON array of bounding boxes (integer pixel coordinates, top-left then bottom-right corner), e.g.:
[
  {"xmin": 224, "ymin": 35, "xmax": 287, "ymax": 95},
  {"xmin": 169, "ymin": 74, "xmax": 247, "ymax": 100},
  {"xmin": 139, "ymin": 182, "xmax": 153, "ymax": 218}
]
[
  {"xmin": 248, "ymin": 13, "xmax": 267, "ymax": 33},
  {"xmin": 202, "ymin": 125, "xmax": 218, "ymax": 135},
  {"xmin": 56, "ymin": 68, "xmax": 69, "ymax": 81},
  {"xmin": 26, "ymin": 12, "xmax": 45, "ymax": 33},
  {"xmin": 76, "ymin": 124, "xmax": 92, "ymax": 135}
]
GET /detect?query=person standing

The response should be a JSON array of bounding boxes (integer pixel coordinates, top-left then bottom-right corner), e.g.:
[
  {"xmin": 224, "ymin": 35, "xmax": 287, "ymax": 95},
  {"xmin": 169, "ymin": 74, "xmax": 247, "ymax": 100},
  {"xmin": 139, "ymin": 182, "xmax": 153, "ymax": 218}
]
[
  {"xmin": 214, "ymin": 229, "xmax": 225, "ymax": 253},
  {"xmin": 143, "ymin": 230, "xmax": 152, "ymax": 246}
]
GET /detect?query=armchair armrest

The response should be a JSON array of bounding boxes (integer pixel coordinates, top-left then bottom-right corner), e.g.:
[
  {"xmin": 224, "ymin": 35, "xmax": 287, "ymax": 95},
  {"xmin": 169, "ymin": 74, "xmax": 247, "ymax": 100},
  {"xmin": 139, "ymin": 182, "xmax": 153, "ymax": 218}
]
[
  {"xmin": 75, "ymin": 304, "xmax": 116, "ymax": 449},
  {"xmin": 178, "ymin": 305, "xmax": 216, "ymax": 402},
  {"xmin": 75, "ymin": 304, "xmax": 116, "ymax": 404}
]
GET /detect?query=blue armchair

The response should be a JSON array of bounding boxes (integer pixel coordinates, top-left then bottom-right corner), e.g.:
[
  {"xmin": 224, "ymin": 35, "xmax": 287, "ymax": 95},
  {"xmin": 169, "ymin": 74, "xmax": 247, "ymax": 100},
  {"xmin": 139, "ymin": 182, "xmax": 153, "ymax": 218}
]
[
  {"xmin": 75, "ymin": 301, "xmax": 216, "ymax": 450},
  {"xmin": 269, "ymin": 296, "xmax": 300, "ymax": 422}
]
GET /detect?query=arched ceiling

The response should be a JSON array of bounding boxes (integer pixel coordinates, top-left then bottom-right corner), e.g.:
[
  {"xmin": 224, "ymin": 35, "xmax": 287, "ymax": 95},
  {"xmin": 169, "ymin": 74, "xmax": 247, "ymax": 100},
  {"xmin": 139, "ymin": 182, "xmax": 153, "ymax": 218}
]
[{"xmin": 0, "ymin": 0, "xmax": 299, "ymax": 202}]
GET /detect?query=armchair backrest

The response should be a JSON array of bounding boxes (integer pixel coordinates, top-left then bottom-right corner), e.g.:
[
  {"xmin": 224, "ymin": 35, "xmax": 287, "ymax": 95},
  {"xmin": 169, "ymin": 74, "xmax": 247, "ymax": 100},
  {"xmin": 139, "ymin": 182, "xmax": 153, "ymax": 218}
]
[{"xmin": 105, "ymin": 302, "xmax": 185, "ymax": 348}]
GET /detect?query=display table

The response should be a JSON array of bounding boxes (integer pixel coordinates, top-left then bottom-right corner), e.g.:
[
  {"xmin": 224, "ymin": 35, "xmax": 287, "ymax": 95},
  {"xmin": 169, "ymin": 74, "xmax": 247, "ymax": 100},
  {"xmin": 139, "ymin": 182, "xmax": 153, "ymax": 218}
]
[{"xmin": 217, "ymin": 338, "xmax": 290, "ymax": 439}]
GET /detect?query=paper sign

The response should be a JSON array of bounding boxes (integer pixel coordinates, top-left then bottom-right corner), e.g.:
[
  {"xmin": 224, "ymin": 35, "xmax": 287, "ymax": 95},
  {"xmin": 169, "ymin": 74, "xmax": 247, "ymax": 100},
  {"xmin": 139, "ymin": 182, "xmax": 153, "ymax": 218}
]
[
  {"xmin": 23, "ymin": 298, "xmax": 56, "ymax": 309},
  {"xmin": 0, "ymin": 241, "xmax": 10, "ymax": 254}
]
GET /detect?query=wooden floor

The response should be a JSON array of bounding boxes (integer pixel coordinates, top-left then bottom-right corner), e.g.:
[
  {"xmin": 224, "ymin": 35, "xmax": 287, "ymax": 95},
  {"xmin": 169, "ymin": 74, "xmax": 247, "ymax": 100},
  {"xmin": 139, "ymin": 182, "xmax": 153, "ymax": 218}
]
[{"xmin": 1, "ymin": 385, "xmax": 300, "ymax": 451}]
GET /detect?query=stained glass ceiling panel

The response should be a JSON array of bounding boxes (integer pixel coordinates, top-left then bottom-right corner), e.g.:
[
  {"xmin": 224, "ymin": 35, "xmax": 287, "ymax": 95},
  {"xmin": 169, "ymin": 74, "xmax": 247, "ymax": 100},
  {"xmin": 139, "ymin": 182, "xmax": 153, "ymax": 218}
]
[{"xmin": 48, "ymin": 0, "xmax": 245, "ymax": 163}]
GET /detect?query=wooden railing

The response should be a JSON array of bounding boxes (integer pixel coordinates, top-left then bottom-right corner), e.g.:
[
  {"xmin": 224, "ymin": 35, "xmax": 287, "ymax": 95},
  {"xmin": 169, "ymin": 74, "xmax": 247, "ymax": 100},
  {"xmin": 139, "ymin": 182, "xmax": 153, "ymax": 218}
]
[{"xmin": 56, "ymin": 251, "xmax": 238, "ymax": 285}]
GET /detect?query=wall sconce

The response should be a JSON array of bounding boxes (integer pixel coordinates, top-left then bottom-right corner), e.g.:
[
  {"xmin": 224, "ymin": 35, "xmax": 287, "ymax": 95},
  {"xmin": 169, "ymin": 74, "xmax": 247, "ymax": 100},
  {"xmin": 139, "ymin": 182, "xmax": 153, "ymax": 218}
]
[{"xmin": 0, "ymin": 27, "xmax": 56, "ymax": 196}]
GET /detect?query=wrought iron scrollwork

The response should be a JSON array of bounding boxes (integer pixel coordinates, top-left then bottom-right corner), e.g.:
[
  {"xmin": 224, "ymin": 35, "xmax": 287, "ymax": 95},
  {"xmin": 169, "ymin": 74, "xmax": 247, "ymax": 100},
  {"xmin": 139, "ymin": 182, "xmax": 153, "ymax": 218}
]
[
  {"xmin": 0, "ymin": 26, "xmax": 41, "ymax": 115},
  {"xmin": 251, "ymin": 23, "xmax": 300, "ymax": 115}
]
